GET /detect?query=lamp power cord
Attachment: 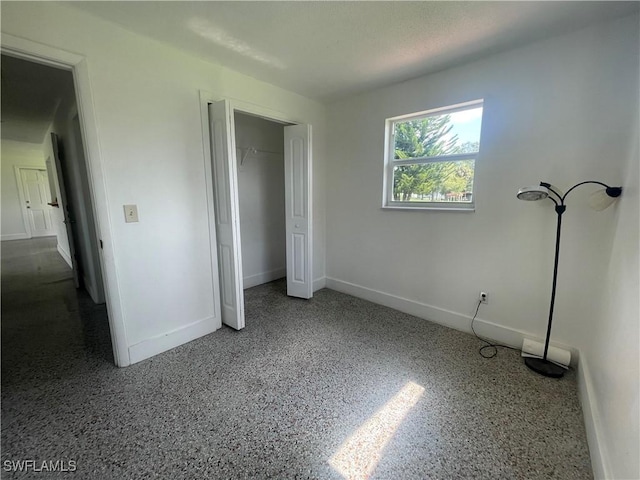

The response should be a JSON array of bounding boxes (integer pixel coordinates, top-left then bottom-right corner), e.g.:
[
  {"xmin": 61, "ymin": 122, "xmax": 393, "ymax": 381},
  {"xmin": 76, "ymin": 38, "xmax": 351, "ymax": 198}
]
[{"xmin": 471, "ymin": 300, "xmax": 521, "ymax": 359}]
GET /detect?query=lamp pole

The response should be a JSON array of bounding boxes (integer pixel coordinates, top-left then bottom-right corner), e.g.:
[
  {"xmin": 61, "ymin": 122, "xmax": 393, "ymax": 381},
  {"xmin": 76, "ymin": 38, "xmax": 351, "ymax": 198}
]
[{"xmin": 523, "ymin": 181, "xmax": 622, "ymax": 378}]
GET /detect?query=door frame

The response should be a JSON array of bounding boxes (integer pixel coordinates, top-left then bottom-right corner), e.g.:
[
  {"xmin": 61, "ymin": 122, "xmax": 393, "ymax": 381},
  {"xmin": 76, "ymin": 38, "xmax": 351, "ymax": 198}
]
[
  {"xmin": 199, "ymin": 91, "xmax": 314, "ymax": 310},
  {"xmin": 1, "ymin": 33, "xmax": 130, "ymax": 367}
]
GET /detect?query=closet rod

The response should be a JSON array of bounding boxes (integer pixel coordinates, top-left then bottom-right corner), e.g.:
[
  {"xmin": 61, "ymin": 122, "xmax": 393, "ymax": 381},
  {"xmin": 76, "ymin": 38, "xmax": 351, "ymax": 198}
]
[{"xmin": 237, "ymin": 146, "xmax": 283, "ymax": 165}]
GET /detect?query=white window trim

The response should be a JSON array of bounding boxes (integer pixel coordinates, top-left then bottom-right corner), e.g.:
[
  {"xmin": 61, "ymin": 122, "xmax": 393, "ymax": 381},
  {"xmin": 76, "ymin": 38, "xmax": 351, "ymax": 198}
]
[{"xmin": 383, "ymin": 99, "xmax": 483, "ymax": 211}]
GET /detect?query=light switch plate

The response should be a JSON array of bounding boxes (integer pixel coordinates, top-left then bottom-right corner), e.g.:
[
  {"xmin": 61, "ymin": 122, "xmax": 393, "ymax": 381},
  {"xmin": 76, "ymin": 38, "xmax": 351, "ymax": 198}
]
[{"xmin": 123, "ymin": 204, "xmax": 139, "ymax": 223}]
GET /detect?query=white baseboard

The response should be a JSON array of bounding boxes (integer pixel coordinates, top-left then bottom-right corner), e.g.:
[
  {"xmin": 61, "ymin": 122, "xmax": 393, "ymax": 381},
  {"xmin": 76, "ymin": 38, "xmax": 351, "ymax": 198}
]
[
  {"xmin": 577, "ymin": 355, "xmax": 611, "ymax": 479},
  {"xmin": 128, "ymin": 317, "xmax": 220, "ymax": 364},
  {"xmin": 325, "ymin": 277, "xmax": 578, "ymax": 366},
  {"xmin": 313, "ymin": 276, "xmax": 326, "ymax": 292},
  {"xmin": 1, "ymin": 233, "xmax": 29, "ymax": 241},
  {"xmin": 243, "ymin": 271, "xmax": 326, "ymax": 293},
  {"xmin": 57, "ymin": 244, "xmax": 73, "ymax": 268},
  {"xmin": 243, "ymin": 267, "xmax": 286, "ymax": 289}
]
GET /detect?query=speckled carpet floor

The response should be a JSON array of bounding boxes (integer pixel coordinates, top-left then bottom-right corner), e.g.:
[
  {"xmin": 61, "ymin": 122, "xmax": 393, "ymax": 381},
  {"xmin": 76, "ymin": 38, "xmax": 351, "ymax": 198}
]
[{"xmin": 2, "ymin": 238, "xmax": 592, "ymax": 479}]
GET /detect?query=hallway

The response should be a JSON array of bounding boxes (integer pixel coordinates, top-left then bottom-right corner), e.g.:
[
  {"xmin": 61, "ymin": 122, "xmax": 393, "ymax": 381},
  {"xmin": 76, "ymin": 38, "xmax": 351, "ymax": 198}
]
[{"xmin": 1, "ymin": 237, "xmax": 113, "ymax": 388}]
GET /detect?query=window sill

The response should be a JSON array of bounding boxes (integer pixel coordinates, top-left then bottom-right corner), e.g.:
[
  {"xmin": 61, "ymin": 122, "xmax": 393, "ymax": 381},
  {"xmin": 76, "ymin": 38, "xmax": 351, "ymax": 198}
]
[{"xmin": 381, "ymin": 204, "xmax": 475, "ymax": 212}]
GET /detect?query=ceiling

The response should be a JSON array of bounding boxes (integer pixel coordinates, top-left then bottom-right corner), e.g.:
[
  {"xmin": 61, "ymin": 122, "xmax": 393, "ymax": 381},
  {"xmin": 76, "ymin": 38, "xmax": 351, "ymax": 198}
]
[
  {"xmin": 1, "ymin": 1, "xmax": 637, "ymax": 144},
  {"xmin": 68, "ymin": 1, "xmax": 639, "ymax": 102},
  {"xmin": 1, "ymin": 55, "xmax": 75, "ymax": 144}
]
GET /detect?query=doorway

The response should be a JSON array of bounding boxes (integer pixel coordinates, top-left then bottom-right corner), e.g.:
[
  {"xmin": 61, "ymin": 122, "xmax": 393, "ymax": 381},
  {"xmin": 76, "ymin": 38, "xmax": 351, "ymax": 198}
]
[
  {"xmin": 1, "ymin": 52, "xmax": 112, "ymax": 363},
  {"xmin": 208, "ymin": 99, "xmax": 313, "ymax": 331},
  {"xmin": 235, "ymin": 112, "xmax": 287, "ymax": 290}
]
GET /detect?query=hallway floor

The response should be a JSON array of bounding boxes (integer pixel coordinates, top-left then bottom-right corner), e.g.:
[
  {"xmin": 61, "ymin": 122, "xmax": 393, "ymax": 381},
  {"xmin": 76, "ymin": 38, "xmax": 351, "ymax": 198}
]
[
  {"xmin": 1, "ymin": 237, "xmax": 112, "ymax": 380},
  {"xmin": 1, "ymin": 238, "xmax": 592, "ymax": 479}
]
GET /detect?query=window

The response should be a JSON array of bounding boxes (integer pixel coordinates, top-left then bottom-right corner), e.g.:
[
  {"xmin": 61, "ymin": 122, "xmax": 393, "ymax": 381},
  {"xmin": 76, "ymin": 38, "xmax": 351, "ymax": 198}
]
[{"xmin": 383, "ymin": 100, "xmax": 483, "ymax": 210}]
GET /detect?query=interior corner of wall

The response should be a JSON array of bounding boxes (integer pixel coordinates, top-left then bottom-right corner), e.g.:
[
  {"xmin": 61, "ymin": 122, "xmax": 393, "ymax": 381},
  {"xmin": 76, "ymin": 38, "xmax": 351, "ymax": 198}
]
[{"xmin": 577, "ymin": 352, "xmax": 612, "ymax": 480}]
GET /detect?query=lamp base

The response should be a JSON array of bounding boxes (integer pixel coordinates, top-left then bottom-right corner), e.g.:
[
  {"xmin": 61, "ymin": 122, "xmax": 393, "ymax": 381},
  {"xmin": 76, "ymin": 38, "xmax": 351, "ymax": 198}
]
[{"xmin": 524, "ymin": 357, "xmax": 566, "ymax": 378}]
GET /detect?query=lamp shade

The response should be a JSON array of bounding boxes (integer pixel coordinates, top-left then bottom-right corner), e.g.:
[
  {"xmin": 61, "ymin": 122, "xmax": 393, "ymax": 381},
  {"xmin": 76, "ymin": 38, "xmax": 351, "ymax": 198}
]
[
  {"xmin": 588, "ymin": 188, "xmax": 621, "ymax": 211},
  {"xmin": 517, "ymin": 186, "xmax": 549, "ymax": 201}
]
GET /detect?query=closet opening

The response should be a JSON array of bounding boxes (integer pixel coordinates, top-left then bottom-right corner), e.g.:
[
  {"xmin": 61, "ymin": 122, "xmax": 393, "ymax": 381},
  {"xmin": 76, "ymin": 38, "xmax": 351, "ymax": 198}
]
[
  {"xmin": 207, "ymin": 98, "xmax": 313, "ymax": 330},
  {"xmin": 234, "ymin": 112, "xmax": 288, "ymax": 290}
]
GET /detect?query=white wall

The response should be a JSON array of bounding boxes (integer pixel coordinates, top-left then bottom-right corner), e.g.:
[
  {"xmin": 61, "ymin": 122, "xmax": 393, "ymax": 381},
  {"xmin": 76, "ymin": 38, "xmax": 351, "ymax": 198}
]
[
  {"xmin": 326, "ymin": 13, "xmax": 637, "ymax": 347},
  {"xmin": 235, "ymin": 113, "xmax": 287, "ymax": 289},
  {"xmin": 1, "ymin": 2, "xmax": 326, "ymax": 362},
  {"xmin": 1, "ymin": 140, "xmax": 47, "ymax": 240},
  {"xmin": 325, "ymin": 13, "xmax": 638, "ymax": 478},
  {"xmin": 580, "ymin": 97, "xmax": 639, "ymax": 479}
]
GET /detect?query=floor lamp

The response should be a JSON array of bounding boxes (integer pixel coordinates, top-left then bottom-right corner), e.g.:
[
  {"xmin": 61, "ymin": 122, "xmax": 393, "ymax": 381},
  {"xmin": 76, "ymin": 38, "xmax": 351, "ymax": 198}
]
[{"xmin": 516, "ymin": 181, "xmax": 622, "ymax": 378}]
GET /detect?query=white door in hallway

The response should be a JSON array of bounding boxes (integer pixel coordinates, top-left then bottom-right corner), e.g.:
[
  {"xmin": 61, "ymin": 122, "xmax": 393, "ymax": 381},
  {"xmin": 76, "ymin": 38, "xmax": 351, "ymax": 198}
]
[{"xmin": 20, "ymin": 168, "xmax": 54, "ymax": 237}]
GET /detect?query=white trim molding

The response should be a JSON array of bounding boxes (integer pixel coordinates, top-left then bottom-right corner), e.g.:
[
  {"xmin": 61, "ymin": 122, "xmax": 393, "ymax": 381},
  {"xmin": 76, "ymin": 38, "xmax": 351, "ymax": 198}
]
[
  {"xmin": 313, "ymin": 276, "xmax": 326, "ymax": 292},
  {"xmin": 324, "ymin": 276, "xmax": 578, "ymax": 366},
  {"xmin": 57, "ymin": 244, "xmax": 73, "ymax": 268},
  {"xmin": 1, "ymin": 233, "xmax": 30, "ymax": 242},
  {"xmin": 577, "ymin": 355, "xmax": 611, "ymax": 480},
  {"xmin": 198, "ymin": 90, "xmax": 224, "ymax": 333},
  {"xmin": 244, "ymin": 268, "xmax": 287, "ymax": 290}
]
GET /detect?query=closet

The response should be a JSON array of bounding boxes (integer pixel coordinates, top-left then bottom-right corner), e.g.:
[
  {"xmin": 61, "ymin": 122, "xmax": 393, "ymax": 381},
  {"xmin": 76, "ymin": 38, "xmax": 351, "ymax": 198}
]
[{"xmin": 234, "ymin": 112, "xmax": 286, "ymax": 289}]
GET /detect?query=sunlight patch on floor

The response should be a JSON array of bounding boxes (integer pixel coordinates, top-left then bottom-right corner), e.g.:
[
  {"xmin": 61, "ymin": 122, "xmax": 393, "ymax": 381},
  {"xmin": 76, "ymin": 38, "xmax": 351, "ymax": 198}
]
[{"xmin": 329, "ymin": 381, "xmax": 425, "ymax": 480}]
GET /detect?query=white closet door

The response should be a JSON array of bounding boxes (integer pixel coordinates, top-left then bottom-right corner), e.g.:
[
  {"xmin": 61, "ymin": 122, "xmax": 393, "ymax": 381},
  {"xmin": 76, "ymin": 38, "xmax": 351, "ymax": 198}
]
[
  {"xmin": 209, "ymin": 100, "xmax": 245, "ymax": 330},
  {"xmin": 284, "ymin": 124, "xmax": 313, "ymax": 299}
]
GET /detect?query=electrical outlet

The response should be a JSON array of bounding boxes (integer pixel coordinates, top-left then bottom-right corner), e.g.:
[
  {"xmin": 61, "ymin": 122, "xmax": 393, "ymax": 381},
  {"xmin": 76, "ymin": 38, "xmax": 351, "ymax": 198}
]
[{"xmin": 480, "ymin": 291, "xmax": 488, "ymax": 304}]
